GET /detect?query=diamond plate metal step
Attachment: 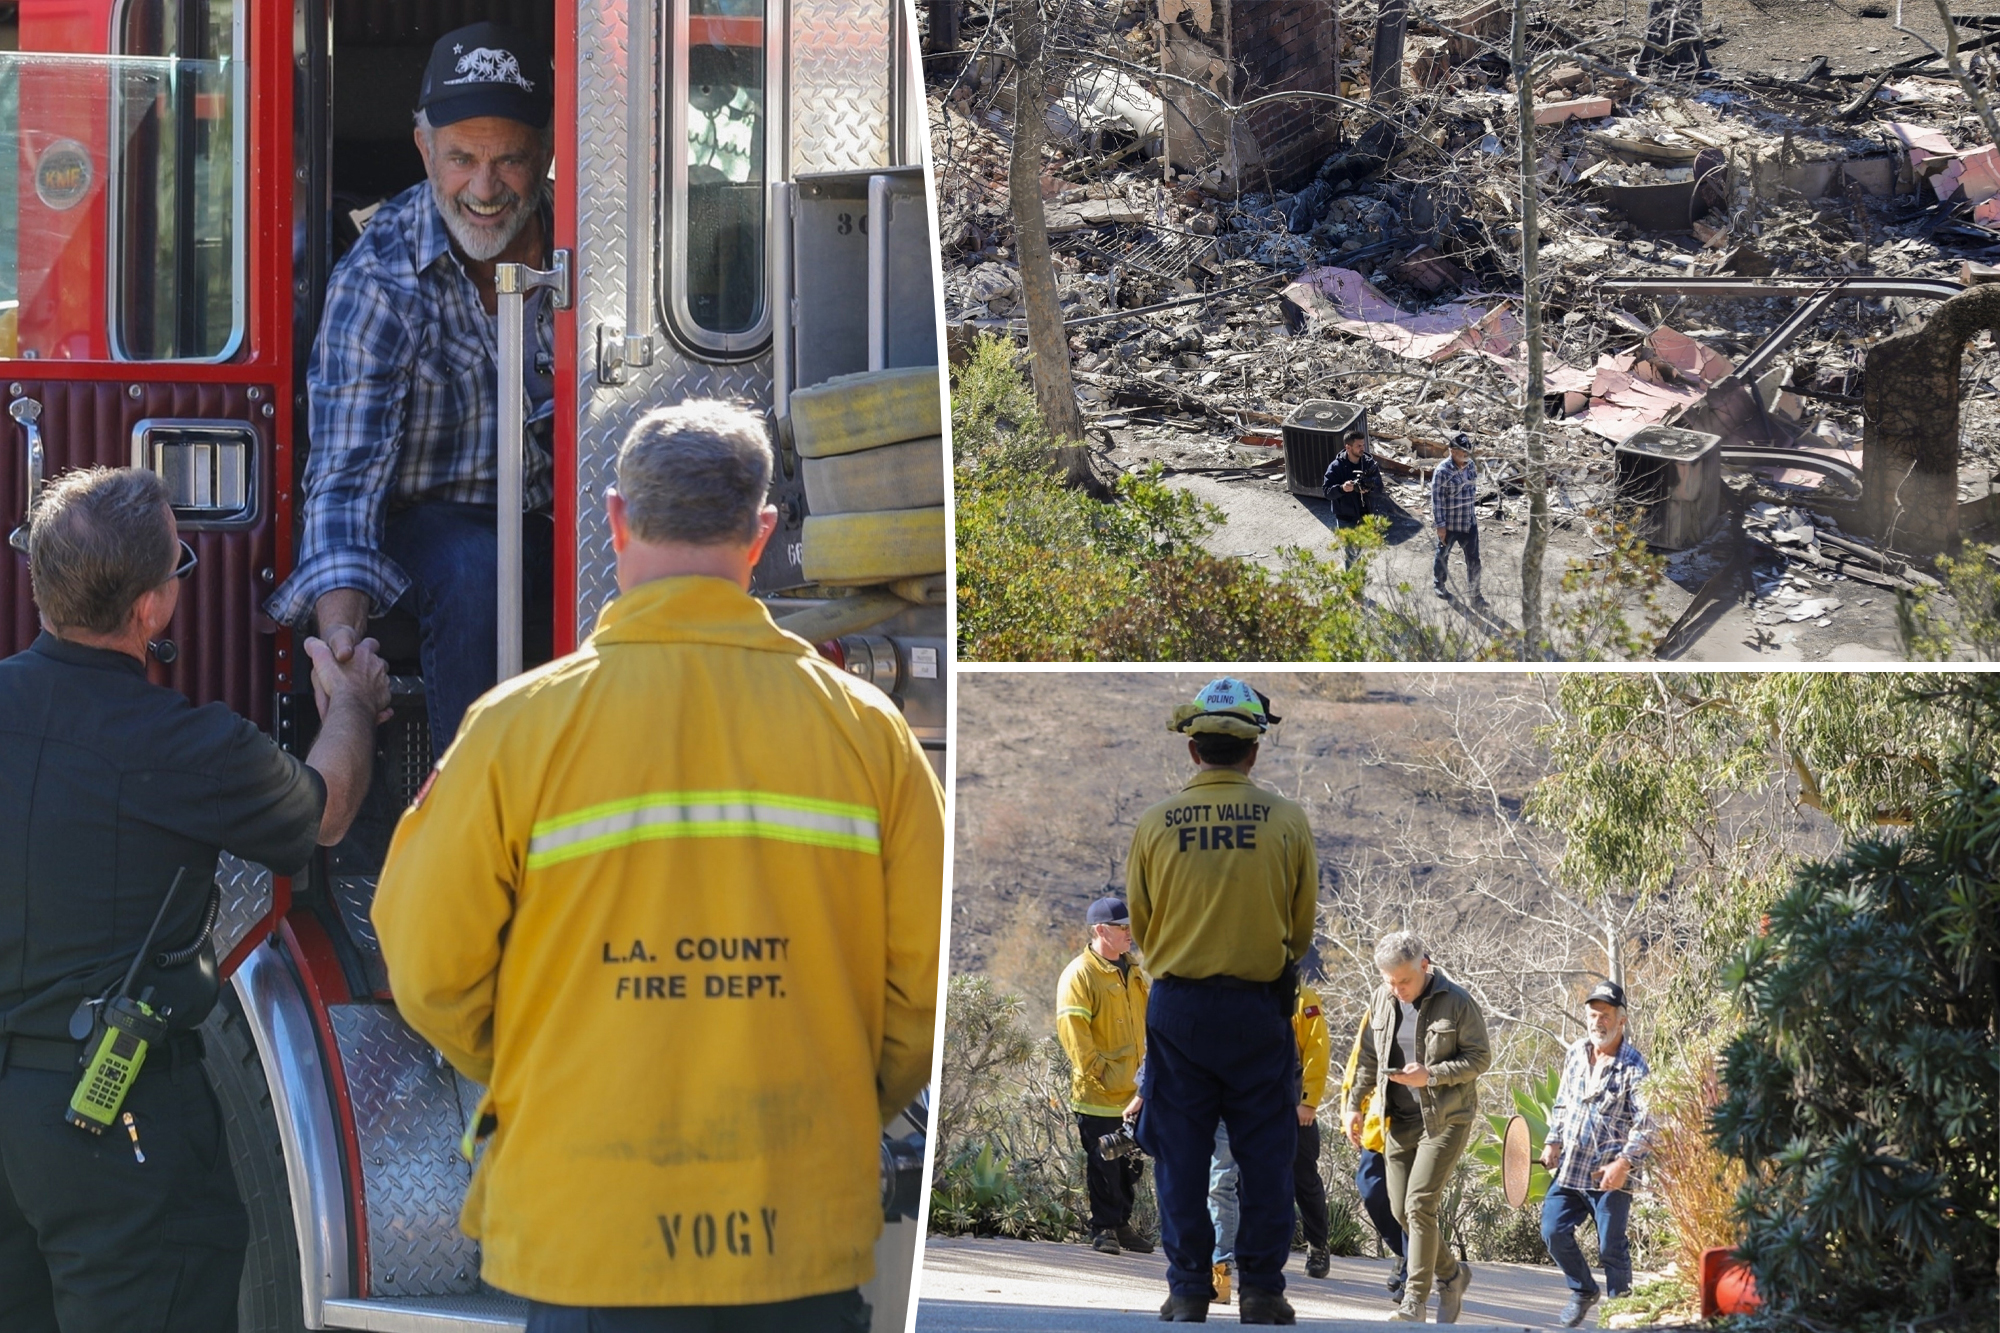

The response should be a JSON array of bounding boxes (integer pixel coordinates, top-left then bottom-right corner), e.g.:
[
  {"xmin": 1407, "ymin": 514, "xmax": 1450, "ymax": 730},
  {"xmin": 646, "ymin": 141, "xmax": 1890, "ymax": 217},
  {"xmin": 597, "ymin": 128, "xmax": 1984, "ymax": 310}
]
[
  {"xmin": 331, "ymin": 875, "xmax": 392, "ymax": 998},
  {"xmin": 320, "ymin": 1293, "xmax": 527, "ymax": 1332}
]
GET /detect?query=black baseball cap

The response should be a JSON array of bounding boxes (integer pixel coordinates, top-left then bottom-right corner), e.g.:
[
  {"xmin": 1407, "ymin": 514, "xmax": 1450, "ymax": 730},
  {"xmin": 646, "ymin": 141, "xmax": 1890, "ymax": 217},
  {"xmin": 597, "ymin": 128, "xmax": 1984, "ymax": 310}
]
[
  {"xmin": 1086, "ymin": 897, "xmax": 1130, "ymax": 928},
  {"xmin": 1584, "ymin": 980, "xmax": 1627, "ymax": 1009},
  {"xmin": 419, "ymin": 23, "xmax": 553, "ymax": 130}
]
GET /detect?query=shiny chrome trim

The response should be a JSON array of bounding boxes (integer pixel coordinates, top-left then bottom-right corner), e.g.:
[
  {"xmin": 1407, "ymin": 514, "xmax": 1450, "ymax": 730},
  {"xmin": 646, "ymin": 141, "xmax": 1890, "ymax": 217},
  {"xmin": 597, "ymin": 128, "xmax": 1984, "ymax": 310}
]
[
  {"xmin": 233, "ymin": 941, "xmax": 351, "ymax": 1327},
  {"xmin": 866, "ymin": 172, "xmax": 889, "ymax": 371},
  {"xmin": 624, "ymin": 0, "xmax": 657, "ymax": 371},
  {"xmin": 492, "ymin": 255, "xmax": 569, "ymax": 681},
  {"xmin": 770, "ymin": 181, "xmax": 795, "ymax": 420},
  {"xmin": 320, "ymin": 1295, "xmax": 526, "ymax": 1333},
  {"xmin": 661, "ymin": 0, "xmax": 777, "ymax": 356},
  {"xmin": 7, "ymin": 396, "xmax": 43, "ymax": 553},
  {"xmin": 128, "ymin": 417, "xmax": 260, "ymax": 530}
]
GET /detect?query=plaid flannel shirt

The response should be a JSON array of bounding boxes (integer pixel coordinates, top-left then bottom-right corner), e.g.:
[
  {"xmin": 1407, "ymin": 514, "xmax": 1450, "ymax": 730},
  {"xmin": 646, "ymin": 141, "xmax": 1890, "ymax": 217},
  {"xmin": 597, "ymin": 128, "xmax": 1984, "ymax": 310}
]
[
  {"xmin": 1546, "ymin": 1036, "xmax": 1654, "ymax": 1193},
  {"xmin": 1430, "ymin": 456, "xmax": 1479, "ymax": 533},
  {"xmin": 265, "ymin": 182, "xmax": 556, "ymax": 628}
]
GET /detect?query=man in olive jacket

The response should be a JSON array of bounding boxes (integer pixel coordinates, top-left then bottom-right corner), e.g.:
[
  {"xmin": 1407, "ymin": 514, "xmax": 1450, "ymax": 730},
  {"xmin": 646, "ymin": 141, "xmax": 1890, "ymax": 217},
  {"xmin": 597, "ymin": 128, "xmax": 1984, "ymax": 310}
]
[{"xmin": 1344, "ymin": 932, "xmax": 1491, "ymax": 1324}]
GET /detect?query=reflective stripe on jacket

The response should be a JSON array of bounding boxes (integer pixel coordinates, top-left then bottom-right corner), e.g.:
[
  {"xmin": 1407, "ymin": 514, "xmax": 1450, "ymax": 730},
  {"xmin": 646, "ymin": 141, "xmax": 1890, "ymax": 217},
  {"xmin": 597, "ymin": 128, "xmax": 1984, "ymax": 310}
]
[
  {"xmin": 1055, "ymin": 948, "xmax": 1149, "ymax": 1115},
  {"xmin": 372, "ymin": 576, "xmax": 944, "ymax": 1307},
  {"xmin": 1294, "ymin": 982, "xmax": 1331, "ymax": 1108}
]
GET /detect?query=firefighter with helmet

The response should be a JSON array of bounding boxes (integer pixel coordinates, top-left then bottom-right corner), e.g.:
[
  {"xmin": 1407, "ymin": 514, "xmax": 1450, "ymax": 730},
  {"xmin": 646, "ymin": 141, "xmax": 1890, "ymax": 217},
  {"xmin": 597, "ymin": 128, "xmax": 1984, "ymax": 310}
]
[
  {"xmin": 1127, "ymin": 679, "xmax": 1319, "ymax": 1325},
  {"xmin": 371, "ymin": 401, "xmax": 943, "ymax": 1331}
]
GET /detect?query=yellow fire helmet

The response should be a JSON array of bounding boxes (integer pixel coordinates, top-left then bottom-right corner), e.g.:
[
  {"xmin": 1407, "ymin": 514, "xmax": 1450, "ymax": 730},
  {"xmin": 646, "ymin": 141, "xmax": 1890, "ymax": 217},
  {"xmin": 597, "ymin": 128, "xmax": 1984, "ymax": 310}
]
[{"xmin": 1168, "ymin": 677, "xmax": 1280, "ymax": 740}]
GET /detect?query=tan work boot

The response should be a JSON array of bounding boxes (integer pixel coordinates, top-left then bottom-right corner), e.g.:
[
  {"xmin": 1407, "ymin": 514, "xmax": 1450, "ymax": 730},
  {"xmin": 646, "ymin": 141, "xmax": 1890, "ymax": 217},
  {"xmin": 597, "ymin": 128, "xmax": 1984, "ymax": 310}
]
[
  {"xmin": 1437, "ymin": 1263, "xmax": 1472, "ymax": 1324},
  {"xmin": 1211, "ymin": 1260, "xmax": 1232, "ymax": 1305}
]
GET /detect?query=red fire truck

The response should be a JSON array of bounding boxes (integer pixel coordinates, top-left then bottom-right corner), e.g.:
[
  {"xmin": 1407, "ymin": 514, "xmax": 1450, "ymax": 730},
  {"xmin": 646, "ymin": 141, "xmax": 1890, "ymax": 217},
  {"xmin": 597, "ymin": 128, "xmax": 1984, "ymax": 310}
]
[{"xmin": 0, "ymin": 0, "xmax": 946, "ymax": 1327}]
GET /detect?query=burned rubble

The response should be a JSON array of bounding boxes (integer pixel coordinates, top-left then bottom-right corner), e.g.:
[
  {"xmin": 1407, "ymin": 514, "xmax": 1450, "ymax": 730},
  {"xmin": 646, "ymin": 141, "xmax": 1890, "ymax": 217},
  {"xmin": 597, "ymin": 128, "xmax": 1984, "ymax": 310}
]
[{"xmin": 928, "ymin": 0, "xmax": 2000, "ymax": 657}]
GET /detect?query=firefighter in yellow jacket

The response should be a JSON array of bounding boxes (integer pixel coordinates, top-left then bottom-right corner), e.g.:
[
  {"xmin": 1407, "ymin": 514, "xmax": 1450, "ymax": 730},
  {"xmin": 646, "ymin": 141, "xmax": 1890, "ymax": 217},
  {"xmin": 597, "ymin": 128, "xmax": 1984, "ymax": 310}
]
[
  {"xmin": 1056, "ymin": 896, "xmax": 1154, "ymax": 1257},
  {"xmin": 1291, "ymin": 976, "xmax": 1334, "ymax": 1278},
  {"xmin": 1340, "ymin": 1017, "xmax": 1410, "ymax": 1301},
  {"xmin": 372, "ymin": 401, "xmax": 944, "ymax": 1332}
]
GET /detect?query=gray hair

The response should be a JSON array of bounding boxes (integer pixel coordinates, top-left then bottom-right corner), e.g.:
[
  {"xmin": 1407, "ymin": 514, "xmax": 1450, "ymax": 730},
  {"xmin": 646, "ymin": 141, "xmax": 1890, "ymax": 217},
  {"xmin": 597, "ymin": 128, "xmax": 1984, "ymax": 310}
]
[
  {"xmin": 1374, "ymin": 930, "xmax": 1428, "ymax": 972},
  {"xmin": 616, "ymin": 401, "xmax": 773, "ymax": 545},
  {"xmin": 29, "ymin": 467, "xmax": 176, "ymax": 634}
]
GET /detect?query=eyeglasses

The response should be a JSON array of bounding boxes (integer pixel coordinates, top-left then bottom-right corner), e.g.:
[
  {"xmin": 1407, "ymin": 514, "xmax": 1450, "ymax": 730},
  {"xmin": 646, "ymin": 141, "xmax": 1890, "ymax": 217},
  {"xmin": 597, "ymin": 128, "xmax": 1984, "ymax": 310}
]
[{"xmin": 171, "ymin": 539, "xmax": 198, "ymax": 581}]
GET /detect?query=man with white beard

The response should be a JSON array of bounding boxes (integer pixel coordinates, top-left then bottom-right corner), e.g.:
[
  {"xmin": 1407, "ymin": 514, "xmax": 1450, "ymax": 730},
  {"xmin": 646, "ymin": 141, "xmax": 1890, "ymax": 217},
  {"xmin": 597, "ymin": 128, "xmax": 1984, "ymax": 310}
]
[
  {"xmin": 267, "ymin": 22, "xmax": 559, "ymax": 763},
  {"xmin": 1539, "ymin": 981, "xmax": 1656, "ymax": 1329}
]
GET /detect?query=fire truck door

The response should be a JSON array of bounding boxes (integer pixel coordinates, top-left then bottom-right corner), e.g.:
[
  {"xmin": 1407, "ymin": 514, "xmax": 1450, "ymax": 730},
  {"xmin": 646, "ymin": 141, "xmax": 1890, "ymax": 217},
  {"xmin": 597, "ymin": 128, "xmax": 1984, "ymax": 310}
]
[{"xmin": 1, "ymin": 0, "xmax": 296, "ymax": 973}]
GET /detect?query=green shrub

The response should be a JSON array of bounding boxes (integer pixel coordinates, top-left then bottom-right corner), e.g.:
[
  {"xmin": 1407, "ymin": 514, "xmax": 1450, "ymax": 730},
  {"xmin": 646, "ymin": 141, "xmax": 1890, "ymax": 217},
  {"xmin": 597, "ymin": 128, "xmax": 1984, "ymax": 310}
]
[
  {"xmin": 1712, "ymin": 763, "xmax": 2000, "ymax": 1328},
  {"xmin": 952, "ymin": 335, "xmax": 1395, "ymax": 662},
  {"xmin": 1900, "ymin": 547, "xmax": 2000, "ymax": 660}
]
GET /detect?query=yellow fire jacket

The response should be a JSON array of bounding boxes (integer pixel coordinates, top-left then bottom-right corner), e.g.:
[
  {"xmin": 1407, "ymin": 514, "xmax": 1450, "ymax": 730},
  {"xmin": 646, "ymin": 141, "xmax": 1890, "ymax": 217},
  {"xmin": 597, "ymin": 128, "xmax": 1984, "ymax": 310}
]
[
  {"xmin": 1337, "ymin": 1017, "xmax": 1388, "ymax": 1151},
  {"xmin": 1056, "ymin": 948, "xmax": 1149, "ymax": 1116},
  {"xmin": 1125, "ymin": 769, "xmax": 1317, "ymax": 983},
  {"xmin": 1294, "ymin": 982, "xmax": 1331, "ymax": 1109},
  {"xmin": 372, "ymin": 576, "xmax": 944, "ymax": 1308}
]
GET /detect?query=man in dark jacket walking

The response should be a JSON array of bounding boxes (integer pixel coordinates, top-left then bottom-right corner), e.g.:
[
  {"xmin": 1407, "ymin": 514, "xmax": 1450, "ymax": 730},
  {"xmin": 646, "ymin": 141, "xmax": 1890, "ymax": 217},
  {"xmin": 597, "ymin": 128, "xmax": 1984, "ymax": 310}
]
[{"xmin": 1322, "ymin": 431, "xmax": 1382, "ymax": 569}]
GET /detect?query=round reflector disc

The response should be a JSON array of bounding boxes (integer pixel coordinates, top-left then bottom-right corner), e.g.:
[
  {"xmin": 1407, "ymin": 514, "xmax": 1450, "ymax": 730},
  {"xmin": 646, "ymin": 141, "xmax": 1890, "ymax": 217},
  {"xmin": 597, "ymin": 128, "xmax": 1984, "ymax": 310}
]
[{"xmin": 1501, "ymin": 1114, "xmax": 1531, "ymax": 1207}]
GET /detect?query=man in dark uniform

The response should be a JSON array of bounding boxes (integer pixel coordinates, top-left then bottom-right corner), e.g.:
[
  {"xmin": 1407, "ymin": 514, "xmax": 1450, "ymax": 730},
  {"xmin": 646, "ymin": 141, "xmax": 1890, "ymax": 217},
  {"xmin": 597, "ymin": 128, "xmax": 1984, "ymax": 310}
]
[
  {"xmin": 1321, "ymin": 430, "xmax": 1382, "ymax": 569},
  {"xmin": 0, "ymin": 466, "xmax": 386, "ymax": 1332},
  {"xmin": 1127, "ymin": 679, "xmax": 1319, "ymax": 1326}
]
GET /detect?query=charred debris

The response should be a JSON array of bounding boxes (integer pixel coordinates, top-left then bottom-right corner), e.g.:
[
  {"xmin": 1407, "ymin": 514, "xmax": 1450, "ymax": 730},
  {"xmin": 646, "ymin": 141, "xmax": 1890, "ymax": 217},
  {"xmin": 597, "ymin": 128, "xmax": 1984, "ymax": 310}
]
[{"xmin": 926, "ymin": 0, "xmax": 2000, "ymax": 618}]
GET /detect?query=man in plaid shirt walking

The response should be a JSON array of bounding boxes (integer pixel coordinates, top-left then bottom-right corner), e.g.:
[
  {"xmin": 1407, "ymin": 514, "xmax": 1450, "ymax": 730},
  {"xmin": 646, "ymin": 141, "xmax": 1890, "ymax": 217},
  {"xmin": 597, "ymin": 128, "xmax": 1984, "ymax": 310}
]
[
  {"xmin": 1540, "ymin": 980, "xmax": 1655, "ymax": 1328},
  {"xmin": 1429, "ymin": 433, "xmax": 1484, "ymax": 604}
]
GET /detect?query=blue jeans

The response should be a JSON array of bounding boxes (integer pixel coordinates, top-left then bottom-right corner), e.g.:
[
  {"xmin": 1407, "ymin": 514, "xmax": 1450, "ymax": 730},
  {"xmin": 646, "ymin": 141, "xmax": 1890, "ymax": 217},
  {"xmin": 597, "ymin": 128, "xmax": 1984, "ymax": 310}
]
[
  {"xmin": 1209, "ymin": 1124, "xmax": 1239, "ymax": 1262},
  {"xmin": 381, "ymin": 502, "xmax": 553, "ymax": 762},
  {"xmin": 526, "ymin": 1289, "xmax": 868, "ymax": 1332},
  {"xmin": 1135, "ymin": 978, "xmax": 1297, "ymax": 1299},
  {"xmin": 1541, "ymin": 1185, "xmax": 1632, "ymax": 1299},
  {"xmin": 1355, "ymin": 1148, "xmax": 1406, "ymax": 1259},
  {"xmin": 1433, "ymin": 526, "xmax": 1481, "ymax": 594}
]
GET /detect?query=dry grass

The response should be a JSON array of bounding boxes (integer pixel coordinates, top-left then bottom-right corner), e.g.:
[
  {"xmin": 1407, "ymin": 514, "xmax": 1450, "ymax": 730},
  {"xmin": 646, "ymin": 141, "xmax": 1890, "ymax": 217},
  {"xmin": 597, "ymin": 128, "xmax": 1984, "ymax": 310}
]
[{"xmin": 1648, "ymin": 1049, "xmax": 1745, "ymax": 1279}]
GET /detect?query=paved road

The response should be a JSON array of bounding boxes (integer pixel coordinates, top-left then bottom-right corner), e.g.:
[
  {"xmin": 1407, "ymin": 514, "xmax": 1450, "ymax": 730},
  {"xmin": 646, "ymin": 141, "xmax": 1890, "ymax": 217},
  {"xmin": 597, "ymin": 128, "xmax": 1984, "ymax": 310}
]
[
  {"xmin": 915, "ymin": 1236, "xmax": 1580, "ymax": 1331},
  {"xmin": 1161, "ymin": 473, "xmax": 1912, "ymax": 662}
]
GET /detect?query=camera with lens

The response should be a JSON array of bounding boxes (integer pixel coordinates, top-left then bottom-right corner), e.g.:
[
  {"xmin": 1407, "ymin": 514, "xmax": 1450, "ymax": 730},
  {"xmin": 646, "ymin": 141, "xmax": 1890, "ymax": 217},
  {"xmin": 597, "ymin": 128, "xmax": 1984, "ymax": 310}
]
[{"xmin": 1098, "ymin": 1123, "xmax": 1144, "ymax": 1161}]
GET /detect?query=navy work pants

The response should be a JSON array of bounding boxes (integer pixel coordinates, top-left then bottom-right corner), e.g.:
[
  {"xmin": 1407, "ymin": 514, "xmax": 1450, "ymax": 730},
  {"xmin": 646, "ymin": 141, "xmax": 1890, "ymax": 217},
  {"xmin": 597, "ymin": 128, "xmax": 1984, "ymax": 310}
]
[
  {"xmin": 382, "ymin": 501, "xmax": 555, "ymax": 763},
  {"xmin": 1355, "ymin": 1147, "xmax": 1407, "ymax": 1258},
  {"xmin": 0, "ymin": 1054, "xmax": 246, "ymax": 1333},
  {"xmin": 1135, "ymin": 977, "xmax": 1298, "ymax": 1299},
  {"xmin": 527, "ymin": 1289, "xmax": 870, "ymax": 1333},
  {"xmin": 1541, "ymin": 1185, "xmax": 1633, "ymax": 1299}
]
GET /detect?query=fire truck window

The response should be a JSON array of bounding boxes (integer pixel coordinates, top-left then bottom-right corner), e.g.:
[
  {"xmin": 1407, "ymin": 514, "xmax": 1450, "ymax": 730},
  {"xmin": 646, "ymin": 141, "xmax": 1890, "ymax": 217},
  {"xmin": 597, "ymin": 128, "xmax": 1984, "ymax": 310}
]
[
  {"xmin": 110, "ymin": 0, "xmax": 244, "ymax": 361},
  {"xmin": 666, "ymin": 0, "xmax": 767, "ymax": 350}
]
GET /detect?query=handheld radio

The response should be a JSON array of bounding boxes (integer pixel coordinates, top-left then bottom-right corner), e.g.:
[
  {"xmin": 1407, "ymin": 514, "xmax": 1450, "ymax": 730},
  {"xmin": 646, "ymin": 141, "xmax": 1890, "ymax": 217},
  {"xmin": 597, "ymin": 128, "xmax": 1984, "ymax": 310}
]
[{"xmin": 66, "ymin": 868, "xmax": 186, "ymax": 1134}]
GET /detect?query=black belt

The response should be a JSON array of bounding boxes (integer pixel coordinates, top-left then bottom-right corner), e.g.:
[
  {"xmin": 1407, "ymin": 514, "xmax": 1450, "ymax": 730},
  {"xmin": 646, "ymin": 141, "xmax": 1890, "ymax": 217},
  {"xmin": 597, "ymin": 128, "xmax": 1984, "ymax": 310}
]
[{"xmin": 0, "ymin": 1030, "xmax": 205, "ymax": 1075}]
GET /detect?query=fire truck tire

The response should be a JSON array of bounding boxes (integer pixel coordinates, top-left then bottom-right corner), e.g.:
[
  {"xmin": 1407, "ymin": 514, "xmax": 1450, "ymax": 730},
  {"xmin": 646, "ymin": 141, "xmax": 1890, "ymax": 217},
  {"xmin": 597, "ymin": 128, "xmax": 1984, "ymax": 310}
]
[
  {"xmin": 802, "ymin": 507, "xmax": 947, "ymax": 584},
  {"xmin": 801, "ymin": 437, "xmax": 945, "ymax": 514},
  {"xmin": 203, "ymin": 994, "xmax": 309, "ymax": 1333},
  {"xmin": 789, "ymin": 367, "xmax": 943, "ymax": 459}
]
